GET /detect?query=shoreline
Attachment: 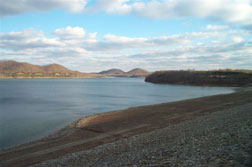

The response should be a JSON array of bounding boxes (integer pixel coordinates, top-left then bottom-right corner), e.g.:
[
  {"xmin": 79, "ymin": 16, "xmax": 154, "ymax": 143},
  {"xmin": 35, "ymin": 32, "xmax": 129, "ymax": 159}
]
[
  {"xmin": 34, "ymin": 99, "xmax": 252, "ymax": 167},
  {"xmin": 0, "ymin": 82, "xmax": 235, "ymax": 151},
  {"xmin": 0, "ymin": 89, "xmax": 249, "ymax": 148},
  {"xmin": 0, "ymin": 76, "xmax": 144, "ymax": 79},
  {"xmin": 0, "ymin": 89, "xmax": 252, "ymax": 166},
  {"xmin": 0, "ymin": 76, "xmax": 103, "ymax": 79},
  {"xmin": 0, "ymin": 88, "xmax": 235, "ymax": 152},
  {"xmin": 0, "ymin": 76, "xmax": 248, "ymax": 87}
]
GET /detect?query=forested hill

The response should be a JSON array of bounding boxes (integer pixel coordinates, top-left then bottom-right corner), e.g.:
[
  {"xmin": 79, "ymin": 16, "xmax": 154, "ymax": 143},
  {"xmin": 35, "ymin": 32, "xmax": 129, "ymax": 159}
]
[{"xmin": 145, "ymin": 70, "xmax": 252, "ymax": 86}]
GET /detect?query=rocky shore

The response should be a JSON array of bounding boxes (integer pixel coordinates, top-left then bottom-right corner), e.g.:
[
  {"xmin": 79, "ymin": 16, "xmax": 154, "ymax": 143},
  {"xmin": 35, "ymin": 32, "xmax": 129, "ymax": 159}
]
[{"xmin": 33, "ymin": 101, "xmax": 252, "ymax": 167}]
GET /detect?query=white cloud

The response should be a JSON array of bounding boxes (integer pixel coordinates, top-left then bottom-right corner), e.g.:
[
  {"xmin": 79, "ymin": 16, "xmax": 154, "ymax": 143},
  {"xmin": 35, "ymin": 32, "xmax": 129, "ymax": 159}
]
[
  {"xmin": 1, "ymin": 0, "xmax": 251, "ymax": 27},
  {"xmin": 232, "ymin": 36, "xmax": 244, "ymax": 43},
  {"xmin": 104, "ymin": 34, "xmax": 146, "ymax": 43},
  {"xmin": 38, "ymin": 47, "xmax": 91, "ymax": 57},
  {"xmin": 129, "ymin": 41, "xmax": 252, "ymax": 70},
  {"xmin": 185, "ymin": 31, "xmax": 224, "ymax": 40},
  {"xmin": 0, "ymin": 27, "xmax": 91, "ymax": 62},
  {"xmin": 103, "ymin": 34, "xmax": 192, "ymax": 47},
  {"xmin": 86, "ymin": 32, "xmax": 98, "ymax": 43},
  {"xmin": 204, "ymin": 25, "xmax": 229, "ymax": 31},
  {"xmin": 53, "ymin": 26, "xmax": 86, "ymax": 39},
  {"xmin": 131, "ymin": 0, "xmax": 251, "ymax": 25},
  {"xmin": 0, "ymin": 0, "xmax": 87, "ymax": 16},
  {"xmin": 0, "ymin": 26, "xmax": 251, "ymax": 71},
  {"xmin": 149, "ymin": 35, "xmax": 191, "ymax": 45},
  {"xmin": 0, "ymin": 28, "xmax": 63, "ymax": 50},
  {"xmin": 82, "ymin": 34, "xmax": 192, "ymax": 54},
  {"xmin": 88, "ymin": 0, "xmax": 132, "ymax": 14}
]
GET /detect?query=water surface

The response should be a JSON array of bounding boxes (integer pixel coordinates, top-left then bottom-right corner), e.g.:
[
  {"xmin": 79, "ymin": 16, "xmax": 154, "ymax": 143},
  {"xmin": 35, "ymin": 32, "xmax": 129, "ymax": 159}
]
[{"xmin": 0, "ymin": 78, "xmax": 234, "ymax": 149}]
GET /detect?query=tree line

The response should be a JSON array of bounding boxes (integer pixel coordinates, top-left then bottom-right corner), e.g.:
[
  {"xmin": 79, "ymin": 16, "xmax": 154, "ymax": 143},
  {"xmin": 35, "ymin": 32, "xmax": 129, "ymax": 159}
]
[{"xmin": 145, "ymin": 70, "xmax": 252, "ymax": 86}]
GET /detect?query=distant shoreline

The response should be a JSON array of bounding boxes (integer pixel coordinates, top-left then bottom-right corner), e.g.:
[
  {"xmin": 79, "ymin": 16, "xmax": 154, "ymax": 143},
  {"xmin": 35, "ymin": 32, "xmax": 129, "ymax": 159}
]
[
  {"xmin": 0, "ymin": 76, "xmax": 102, "ymax": 79},
  {"xmin": 0, "ymin": 75, "xmax": 147, "ymax": 79},
  {"xmin": 0, "ymin": 61, "xmax": 151, "ymax": 79}
]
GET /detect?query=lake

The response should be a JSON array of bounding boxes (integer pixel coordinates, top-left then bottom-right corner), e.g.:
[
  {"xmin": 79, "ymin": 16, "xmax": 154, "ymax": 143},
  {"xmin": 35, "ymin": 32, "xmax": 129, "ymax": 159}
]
[{"xmin": 0, "ymin": 78, "xmax": 234, "ymax": 149}]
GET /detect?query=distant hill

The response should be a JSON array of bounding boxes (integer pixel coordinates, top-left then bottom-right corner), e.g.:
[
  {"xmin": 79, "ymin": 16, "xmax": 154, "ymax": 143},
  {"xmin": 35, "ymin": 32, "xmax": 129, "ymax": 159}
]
[
  {"xmin": 127, "ymin": 68, "xmax": 151, "ymax": 77},
  {"xmin": 0, "ymin": 61, "xmax": 43, "ymax": 73},
  {"xmin": 0, "ymin": 60, "xmax": 102, "ymax": 78},
  {"xmin": 145, "ymin": 70, "xmax": 252, "ymax": 86},
  {"xmin": 43, "ymin": 64, "xmax": 71, "ymax": 73},
  {"xmin": 99, "ymin": 69, "xmax": 125, "ymax": 76},
  {"xmin": 99, "ymin": 68, "xmax": 151, "ymax": 77}
]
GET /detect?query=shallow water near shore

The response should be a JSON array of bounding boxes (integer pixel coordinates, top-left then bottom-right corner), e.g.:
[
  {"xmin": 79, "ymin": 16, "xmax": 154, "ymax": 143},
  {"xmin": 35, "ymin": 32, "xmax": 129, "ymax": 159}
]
[{"xmin": 0, "ymin": 78, "xmax": 234, "ymax": 149}]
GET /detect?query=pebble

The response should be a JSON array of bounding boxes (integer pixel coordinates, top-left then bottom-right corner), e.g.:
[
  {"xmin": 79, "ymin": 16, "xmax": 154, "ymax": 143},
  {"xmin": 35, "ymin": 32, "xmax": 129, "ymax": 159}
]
[{"xmin": 32, "ymin": 103, "xmax": 252, "ymax": 167}]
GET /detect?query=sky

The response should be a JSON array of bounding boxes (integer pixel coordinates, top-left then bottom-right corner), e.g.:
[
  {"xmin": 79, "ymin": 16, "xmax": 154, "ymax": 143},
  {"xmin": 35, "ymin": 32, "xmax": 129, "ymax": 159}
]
[{"xmin": 0, "ymin": 0, "xmax": 251, "ymax": 72}]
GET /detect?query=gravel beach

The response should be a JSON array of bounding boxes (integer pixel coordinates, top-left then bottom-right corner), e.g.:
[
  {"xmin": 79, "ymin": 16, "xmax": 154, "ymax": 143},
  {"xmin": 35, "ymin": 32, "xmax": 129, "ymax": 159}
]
[{"xmin": 33, "ymin": 102, "xmax": 252, "ymax": 167}]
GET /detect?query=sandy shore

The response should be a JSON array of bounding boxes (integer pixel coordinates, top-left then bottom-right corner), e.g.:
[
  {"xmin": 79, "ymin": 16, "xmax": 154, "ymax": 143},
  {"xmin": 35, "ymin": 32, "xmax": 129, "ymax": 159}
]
[{"xmin": 0, "ymin": 90, "xmax": 251, "ymax": 167}]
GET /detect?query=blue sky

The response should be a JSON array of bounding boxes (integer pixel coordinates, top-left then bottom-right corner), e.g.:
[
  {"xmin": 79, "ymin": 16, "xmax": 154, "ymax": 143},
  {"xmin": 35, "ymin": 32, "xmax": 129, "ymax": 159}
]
[
  {"xmin": 1, "ymin": 10, "xmax": 208, "ymax": 38},
  {"xmin": 0, "ymin": 0, "xmax": 251, "ymax": 72}
]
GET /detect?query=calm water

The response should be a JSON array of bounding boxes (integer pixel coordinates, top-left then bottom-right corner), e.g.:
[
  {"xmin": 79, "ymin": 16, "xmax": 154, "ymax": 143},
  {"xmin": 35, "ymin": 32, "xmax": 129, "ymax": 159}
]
[{"xmin": 0, "ymin": 78, "xmax": 234, "ymax": 149}]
